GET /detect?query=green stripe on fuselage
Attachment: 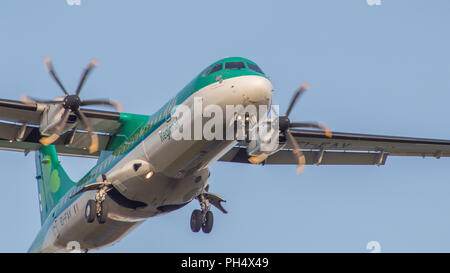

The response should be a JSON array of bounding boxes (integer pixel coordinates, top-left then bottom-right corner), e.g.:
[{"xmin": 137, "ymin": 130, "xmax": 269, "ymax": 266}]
[{"xmin": 180, "ymin": 57, "xmax": 267, "ymax": 103}]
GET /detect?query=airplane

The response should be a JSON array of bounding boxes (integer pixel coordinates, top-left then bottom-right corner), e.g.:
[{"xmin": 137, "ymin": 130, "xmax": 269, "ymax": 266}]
[{"xmin": 1, "ymin": 56, "xmax": 450, "ymax": 253}]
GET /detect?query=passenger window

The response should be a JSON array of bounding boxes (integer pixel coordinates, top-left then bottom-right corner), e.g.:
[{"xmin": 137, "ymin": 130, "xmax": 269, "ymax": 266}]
[
  {"xmin": 208, "ymin": 63, "xmax": 223, "ymax": 75},
  {"xmin": 225, "ymin": 62, "xmax": 246, "ymax": 70},
  {"xmin": 247, "ymin": 62, "xmax": 264, "ymax": 74}
]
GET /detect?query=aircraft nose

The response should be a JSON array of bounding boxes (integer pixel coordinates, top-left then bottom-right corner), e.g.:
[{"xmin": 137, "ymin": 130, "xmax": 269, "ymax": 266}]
[{"xmin": 241, "ymin": 76, "xmax": 273, "ymax": 106}]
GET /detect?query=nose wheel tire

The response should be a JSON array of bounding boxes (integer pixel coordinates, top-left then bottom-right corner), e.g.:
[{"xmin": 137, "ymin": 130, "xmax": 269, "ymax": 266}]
[
  {"xmin": 85, "ymin": 200, "xmax": 96, "ymax": 223},
  {"xmin": 202, "ymin": 211, "xmax": 214, "ymax": 234},
  {"xmin": 190, "ymin": 209, "xmax": 202, "ymax": 232},
  {"xmin": 190, "ymin": 209, "xmax": 214, "ymax": 233}
]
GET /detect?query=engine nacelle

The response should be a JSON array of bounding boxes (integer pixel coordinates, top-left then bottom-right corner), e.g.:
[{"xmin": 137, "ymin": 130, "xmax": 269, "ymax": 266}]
[
  {"xmin": 246, "ymin": 120, "xmax": 281, "ymax": 164},
  {"xmin": 39, "ymin": 101, "xmax": 76, "ymax": 136}
]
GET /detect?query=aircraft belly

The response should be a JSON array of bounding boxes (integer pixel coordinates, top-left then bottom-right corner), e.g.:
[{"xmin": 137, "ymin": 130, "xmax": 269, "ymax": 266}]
[
  {"xmin": 93, "ymin": 136, "xmax": 228, "ymax": 222},
  {"xmin": 37, "ymin": 192, "xmax": 142, "ymax": 252},
  {"xmin": 103, "ymin": 168, "xmax": 211, "ymax": 221}
]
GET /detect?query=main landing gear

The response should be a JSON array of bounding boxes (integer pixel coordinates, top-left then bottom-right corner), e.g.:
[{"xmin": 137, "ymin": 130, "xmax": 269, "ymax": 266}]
[
  {"xmin": 82, "ymin": 174, "xmax": 111, "ymax": 224},
  {"xmin": 85, "ymin": 193, "xmax": 108, "ymax": 224},
  {"xmin": 190, "ymin": 186, "xmax": 227, "ymax": 234}
]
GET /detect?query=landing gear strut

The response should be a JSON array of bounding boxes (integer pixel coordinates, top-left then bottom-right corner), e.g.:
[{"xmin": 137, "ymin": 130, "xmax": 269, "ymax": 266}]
[
  {"xmin": 94, "ymin": 183, "xmax": 109, "ymax": 224},
  {"xmin": 83, "ymin": 174, "xmax": 111, "ymax": 224},
  {"xmin": 190, "ymin": 186, "xmax": 227, "ymax": 234},
  {"xmin": 85, "ymin": 194, "xmax": 108, "ymax": 224}
]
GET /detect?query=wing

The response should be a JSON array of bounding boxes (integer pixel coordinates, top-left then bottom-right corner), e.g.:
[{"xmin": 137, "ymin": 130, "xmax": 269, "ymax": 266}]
[
  {"xmin": 219, "ymin": 129, "xmax": 450, "ymax": 166},
  {"xmin": 0, "ymin": 98, "xmax": 125, "ymax": 157}
]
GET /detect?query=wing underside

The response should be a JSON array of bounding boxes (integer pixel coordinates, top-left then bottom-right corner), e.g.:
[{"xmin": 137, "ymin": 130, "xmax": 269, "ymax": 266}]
[
  {"xmin": 219, "ymin": 129, "xmax": 450, "ymax": 165},
  {"xmin": 0, "ymin": 98, "xmax": 121, "ymax": 157}
]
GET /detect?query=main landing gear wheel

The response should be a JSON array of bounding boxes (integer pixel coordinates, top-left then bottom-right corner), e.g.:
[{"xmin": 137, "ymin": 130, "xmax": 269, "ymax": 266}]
[
  {"xmin": 85, "ymin": 200, "xmax": 96, "ymax": 223},
  {"xmin": 190, "ymin": 209, "xmax": 202, "ymax": 232},
  {"xmin": 85, "ymin": 198, "xmax": 108, "ymax": 224}
]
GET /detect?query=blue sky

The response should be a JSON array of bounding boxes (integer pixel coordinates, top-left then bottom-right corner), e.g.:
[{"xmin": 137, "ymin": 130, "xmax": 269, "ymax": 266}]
[{"xmin": 1, "ymin": 0, "xmax": 450, "ymax": 252}]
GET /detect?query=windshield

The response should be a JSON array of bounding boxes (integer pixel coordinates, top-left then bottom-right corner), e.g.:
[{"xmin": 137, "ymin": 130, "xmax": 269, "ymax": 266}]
[
  {"xmin": 247, "ymin": 62, "xmax": 264, "ymax": 74},
  {"xmin": 225, "ymin": 62, "xmax": 246, "ymax": 70}
]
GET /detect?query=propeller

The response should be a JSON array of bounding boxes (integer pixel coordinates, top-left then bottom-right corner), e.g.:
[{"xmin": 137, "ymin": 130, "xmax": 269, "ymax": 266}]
[
  {"xmin": 272, "ymin": 83, "xmax": 332, "ymax": 173},
  {"xmin": 22, "ymin": 57, "xmax": 123, "ymax": 153}
]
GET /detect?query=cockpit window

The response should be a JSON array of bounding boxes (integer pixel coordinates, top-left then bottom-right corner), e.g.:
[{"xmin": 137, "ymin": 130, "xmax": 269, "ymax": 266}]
[
  {"xmin": 225, "ymin": 62, "xmax": 246, "ymax": 70},
  {"xmin": 247, "ymin": 62, "xmax": 264, "ymax": 74},
  {"xmin": 208, "ymin": 63, "xmax": 223, "ymax": 75},
  {"xmin": 201, "ymin": 65, "xmax": 212, "ymax": 77}
]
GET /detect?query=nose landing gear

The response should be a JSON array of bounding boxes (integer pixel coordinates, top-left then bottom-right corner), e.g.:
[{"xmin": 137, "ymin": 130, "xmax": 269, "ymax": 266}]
[
  {"xmin": 190, "ymin": 186, "xmax": 227, "ymax": 234},
  {"xmin": 190, "ymin": 198, "xmax": 214, "ymax": 233}
]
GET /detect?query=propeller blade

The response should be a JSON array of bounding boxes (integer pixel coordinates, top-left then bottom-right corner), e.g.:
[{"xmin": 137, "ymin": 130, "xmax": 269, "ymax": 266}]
[
  {"xmin": 54, "ymin": 109, "xmax": 71, "ymax": 131},
  {"xmin": 75, "ymin": 59, "xmax": 99, "ymax": 96},
  {"xmin": 20, "ymin": 95, "xmax": 36, "ymax": 105},
  {"xmin": 289, "ymin": 122, "xmax": 332, "ymax": 138},
  {"xmin": 44, "ymin": 56, "xmax": 69, "ymax": 96},
  {"xmin": 21, "ymin": 95, "xmax": 64, "ymax": 105},
  {"xmin": 39, "ymin": 134, "xmax": 60, "ymax": 146},
  {"xmin": 248, "ymin": 153, "xmax": 269, "ymax": 164},
  {"xmin": 75, "ymin": 109, "xmax": 99, "ymax": 154},
  {"xmin": 80, "ymin": 99, "xmax": 123, "ymax": 112},
  {"xmin": 286, "ymin": 129, "xmax": 306, "ymax": 173},
  {"xmin": 285, "ymin": 82, "xmax": 309, "ymax": 117},
  {"xmin": 38, "ymin": 109, "xmax": 71, "ymax": 146}
]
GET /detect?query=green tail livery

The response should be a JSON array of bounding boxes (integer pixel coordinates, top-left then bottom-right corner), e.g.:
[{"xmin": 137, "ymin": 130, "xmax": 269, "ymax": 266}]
[{"xmin": 35, "ymin": 145, "xmax": 76, "ymax": 224}]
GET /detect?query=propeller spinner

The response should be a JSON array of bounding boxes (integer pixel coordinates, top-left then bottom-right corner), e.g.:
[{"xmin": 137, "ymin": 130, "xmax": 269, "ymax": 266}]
[{"xmin": 22, "ymin": 57, "xmax": 123, "ymax": 153}]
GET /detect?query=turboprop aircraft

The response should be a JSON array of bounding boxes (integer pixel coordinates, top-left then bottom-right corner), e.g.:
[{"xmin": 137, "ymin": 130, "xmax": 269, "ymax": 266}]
[{"xmin": 1, "ymin": 56, "xmax": 450, "ymax": 253}]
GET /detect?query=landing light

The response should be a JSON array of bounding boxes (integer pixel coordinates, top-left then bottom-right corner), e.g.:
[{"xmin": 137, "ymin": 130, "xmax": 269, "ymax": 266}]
[{"xmin": 145, "ymin": 171, "xmax": 154, "ymax": 179}]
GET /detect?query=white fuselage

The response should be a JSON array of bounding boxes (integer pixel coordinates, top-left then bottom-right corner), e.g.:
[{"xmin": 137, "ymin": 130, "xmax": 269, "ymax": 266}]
[{"xmin": 31, "ymin": 75, "xmax": 273, "ymax": 252}]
